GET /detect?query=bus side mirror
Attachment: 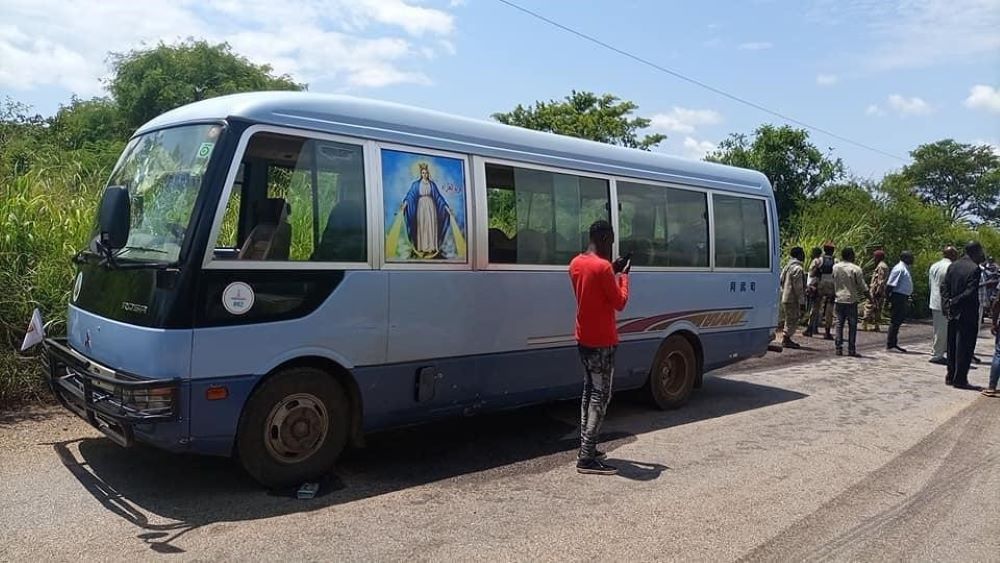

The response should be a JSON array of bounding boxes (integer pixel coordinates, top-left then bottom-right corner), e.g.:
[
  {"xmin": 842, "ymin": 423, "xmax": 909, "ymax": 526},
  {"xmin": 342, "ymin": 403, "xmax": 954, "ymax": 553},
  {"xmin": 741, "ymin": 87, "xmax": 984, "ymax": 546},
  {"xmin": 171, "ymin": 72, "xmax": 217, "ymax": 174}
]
[{"xmin": 97, "ymin": 186, "xmax": 131, "ymax": 250}]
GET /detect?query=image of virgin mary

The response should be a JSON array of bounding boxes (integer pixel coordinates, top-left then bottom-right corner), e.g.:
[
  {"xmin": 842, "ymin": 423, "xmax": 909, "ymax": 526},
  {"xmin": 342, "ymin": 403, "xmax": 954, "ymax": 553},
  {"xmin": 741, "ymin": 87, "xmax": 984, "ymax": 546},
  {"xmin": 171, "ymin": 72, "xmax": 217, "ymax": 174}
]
[{"xmin": 402, "ymin": 162, "xmax": 450, "ymax": 257}]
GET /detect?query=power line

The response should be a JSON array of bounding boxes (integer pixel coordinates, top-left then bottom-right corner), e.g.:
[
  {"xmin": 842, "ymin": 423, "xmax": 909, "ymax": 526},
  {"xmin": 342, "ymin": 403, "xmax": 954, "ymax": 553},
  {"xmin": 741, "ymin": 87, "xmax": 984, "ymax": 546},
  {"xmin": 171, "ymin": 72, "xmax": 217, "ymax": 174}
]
[{"xmin": 495, "ymin": 0, "xmax": 907, "ymax": 162}]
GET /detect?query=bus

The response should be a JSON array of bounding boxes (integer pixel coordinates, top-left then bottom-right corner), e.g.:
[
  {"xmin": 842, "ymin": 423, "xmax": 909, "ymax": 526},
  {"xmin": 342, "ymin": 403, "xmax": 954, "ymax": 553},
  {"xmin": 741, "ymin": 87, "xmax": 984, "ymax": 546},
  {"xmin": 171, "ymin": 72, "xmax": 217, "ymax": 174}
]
[{"xmin": 44, "ymin": 92, "xmax": 778, "ymax": 487}]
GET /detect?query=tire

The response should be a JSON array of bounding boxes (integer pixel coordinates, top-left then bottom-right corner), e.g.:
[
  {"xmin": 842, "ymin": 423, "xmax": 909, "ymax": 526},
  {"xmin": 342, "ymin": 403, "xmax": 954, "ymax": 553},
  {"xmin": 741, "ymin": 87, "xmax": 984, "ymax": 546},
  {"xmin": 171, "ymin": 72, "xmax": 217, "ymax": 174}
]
[
  {"xmin": 647, "ymin": 335, "xmax": 698, "ymax": 410},
  {"xmin": 237, "ymin": 367, "xmax": 349, "ymax": 488}
]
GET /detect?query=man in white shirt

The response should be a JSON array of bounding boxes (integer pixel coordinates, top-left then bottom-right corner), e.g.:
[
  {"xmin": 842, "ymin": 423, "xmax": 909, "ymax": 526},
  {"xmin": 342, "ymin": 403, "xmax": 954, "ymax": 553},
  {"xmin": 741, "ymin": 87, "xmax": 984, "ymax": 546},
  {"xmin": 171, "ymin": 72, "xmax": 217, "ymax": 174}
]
[
  {"xmin": 885, "ymin": 251, "xmax": 914, "ymax": 353},
  {"xmin": 928, "ymin": 246, "xmax": 957, "ymax": 365}
]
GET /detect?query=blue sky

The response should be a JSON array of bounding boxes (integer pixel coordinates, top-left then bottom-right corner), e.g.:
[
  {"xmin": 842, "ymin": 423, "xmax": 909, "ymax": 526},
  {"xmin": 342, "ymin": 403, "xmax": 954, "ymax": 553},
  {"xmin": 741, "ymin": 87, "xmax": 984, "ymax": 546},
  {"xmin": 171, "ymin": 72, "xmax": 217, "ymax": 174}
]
[{"xmin": 2, "ymin": 0, "xmax": 998, "ymax": 178}]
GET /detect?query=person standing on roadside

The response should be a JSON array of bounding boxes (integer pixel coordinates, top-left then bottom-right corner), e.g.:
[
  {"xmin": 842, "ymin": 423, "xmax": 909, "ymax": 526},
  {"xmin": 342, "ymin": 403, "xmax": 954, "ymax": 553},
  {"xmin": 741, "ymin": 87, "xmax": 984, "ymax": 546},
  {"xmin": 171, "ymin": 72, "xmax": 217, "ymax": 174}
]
[
  {"xmin": 804, "ymin": 247, "xmax": 822, "ymax": 329},
  {"xmin": 982, "ymin": 291, "xmax": 999, "ymax": 397},
  {"xmin": 832, "ymin": 247, "xmax": 870, "ymax": 357},
  {"xmin": 779, "ymin": 247, "xmax": 807, "ymax": 349},
  {"xmin": 942, "ymin": 241, "xmax": 986, "ymax": 389},
  {"xmin": 862, "ymin": 250, "xmax": 890, "ymax": 332},
  {"xmin": 885, "ymin": 251, "xmax": 914, "ymax": 353},
  {"xmin": 979, "ymin": 262, "xmax": 999, "ymax": 327},
  {"xmin": 805, "ymin": 242, "xmax": 836, "ymax": 340},
  {"xmin": 569, "ymin": 220, "xmax": 630, "ymax": 475},
  {"xmin": 928, "ymin": 247, "xmax": 958, "ymax": 365}
]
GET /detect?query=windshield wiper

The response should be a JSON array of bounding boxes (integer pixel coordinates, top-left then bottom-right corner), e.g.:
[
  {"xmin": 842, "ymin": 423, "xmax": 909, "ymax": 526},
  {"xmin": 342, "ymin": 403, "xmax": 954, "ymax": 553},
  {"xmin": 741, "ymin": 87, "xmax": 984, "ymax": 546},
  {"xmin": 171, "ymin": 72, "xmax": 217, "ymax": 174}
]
[
  {"xmin": 116, "ymin": 246, "xmax": 168, "ymax": 255},
  {"xmin": 75, "ymin": 240, "xmax": 176, "ymax": 270}
]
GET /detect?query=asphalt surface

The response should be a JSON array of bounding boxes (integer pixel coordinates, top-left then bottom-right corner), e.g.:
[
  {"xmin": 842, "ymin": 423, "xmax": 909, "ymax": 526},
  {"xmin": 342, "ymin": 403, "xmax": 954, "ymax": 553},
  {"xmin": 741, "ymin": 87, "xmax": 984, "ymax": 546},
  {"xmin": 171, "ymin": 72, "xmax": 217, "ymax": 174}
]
[{"xmin": 1, "ymin": 323, "xmax": 998, "ymax": 561}]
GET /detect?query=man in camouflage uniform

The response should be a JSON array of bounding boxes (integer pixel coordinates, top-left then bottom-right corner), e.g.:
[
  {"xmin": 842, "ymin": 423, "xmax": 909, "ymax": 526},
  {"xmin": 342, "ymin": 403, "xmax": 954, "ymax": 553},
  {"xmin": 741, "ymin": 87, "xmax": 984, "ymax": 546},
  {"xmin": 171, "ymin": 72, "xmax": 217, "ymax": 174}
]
[
  {"xmin": 862, "ymin": 249, "xmax": 890, "ymax": 332},
  {"xmin": 805, "ymin": 242, "xmax": 836, "ymax": 339},
  {"xmin": 778, "ymin": 247, "xmax": 807, "ymax": 349}
]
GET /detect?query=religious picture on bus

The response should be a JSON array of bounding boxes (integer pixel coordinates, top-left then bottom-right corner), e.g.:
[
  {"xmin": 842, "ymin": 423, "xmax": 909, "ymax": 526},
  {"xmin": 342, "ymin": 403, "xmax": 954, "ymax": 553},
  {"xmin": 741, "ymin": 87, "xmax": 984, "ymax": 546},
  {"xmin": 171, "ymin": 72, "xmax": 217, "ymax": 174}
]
[{"xmin": 381, "ymin": 149, "xmax": 468, "ymax": 262}]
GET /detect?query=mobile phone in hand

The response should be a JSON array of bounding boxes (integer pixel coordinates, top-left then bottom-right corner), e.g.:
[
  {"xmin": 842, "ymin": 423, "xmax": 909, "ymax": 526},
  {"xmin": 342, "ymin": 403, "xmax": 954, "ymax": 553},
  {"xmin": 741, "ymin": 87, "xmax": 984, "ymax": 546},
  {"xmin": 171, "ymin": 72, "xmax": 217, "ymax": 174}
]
[{"xmin": 614, "ymin": 252, "xmax": 633, "ymax": 274}]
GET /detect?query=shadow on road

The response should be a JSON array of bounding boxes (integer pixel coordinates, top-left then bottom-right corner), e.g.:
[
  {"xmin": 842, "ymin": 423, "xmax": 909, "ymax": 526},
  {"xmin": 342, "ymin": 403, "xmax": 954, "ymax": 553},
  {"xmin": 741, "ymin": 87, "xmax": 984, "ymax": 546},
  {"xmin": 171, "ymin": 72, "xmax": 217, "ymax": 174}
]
[
  {"xmin": 0, "ymin": 406, "xmax": 60, "ymax": 425},
  {"xmin": 51, "ymin": 376, "xmax": 806, "ymax": 553}
]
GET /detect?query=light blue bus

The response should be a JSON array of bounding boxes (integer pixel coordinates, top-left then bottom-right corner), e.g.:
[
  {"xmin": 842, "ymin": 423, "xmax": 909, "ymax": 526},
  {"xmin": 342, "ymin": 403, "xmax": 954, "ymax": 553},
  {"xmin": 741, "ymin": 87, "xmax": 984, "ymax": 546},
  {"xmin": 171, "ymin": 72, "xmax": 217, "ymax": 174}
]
[{"xmin": 45, "ymin": 92, "xmax": 778, "ymax": 487}]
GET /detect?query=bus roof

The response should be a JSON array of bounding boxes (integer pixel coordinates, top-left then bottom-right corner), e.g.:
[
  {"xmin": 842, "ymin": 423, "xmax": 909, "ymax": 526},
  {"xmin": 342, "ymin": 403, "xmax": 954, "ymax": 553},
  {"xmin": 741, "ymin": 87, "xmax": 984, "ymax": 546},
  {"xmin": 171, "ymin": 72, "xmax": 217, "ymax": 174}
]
[{"xmin": 138, "ymin": 92, "xmax": 772, "ymax": 195}]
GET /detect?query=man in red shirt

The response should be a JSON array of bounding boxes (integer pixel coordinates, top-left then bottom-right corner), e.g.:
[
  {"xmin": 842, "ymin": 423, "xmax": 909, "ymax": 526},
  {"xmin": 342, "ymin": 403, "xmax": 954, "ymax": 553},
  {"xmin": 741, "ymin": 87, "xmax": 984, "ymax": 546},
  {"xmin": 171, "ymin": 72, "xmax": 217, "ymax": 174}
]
[{"xmin": 569, "ymin": 220, "xmax": 630, "ymax": 475}]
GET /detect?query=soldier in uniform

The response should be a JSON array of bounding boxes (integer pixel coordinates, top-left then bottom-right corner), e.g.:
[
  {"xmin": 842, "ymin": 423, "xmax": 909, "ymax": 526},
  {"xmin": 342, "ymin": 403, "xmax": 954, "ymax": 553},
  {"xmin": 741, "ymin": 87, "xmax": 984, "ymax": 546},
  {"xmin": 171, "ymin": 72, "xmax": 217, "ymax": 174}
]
[
  {"xmin": 804, "ymin": 247, "xmax": 822, "ymax": 319},
  {"xmin": 779, "ymin": 247, "xmax": 807, "ymax": 349},
  {"xmin": 862, "ymin": 249, "xmax": 890, "ymax": 332},
  {"xmin": 805, "ymin": 242, "xmax": 836, "ymax": 339}
]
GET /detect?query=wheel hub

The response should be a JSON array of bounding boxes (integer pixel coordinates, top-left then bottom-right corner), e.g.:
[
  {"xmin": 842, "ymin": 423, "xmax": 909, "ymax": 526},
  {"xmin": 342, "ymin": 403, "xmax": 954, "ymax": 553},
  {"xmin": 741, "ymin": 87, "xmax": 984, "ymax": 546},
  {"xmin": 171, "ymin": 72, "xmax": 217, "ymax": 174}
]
[
  {"xmin": 264, "ymin": 393, "xmax": 329, "ymax": 464},
  {"xmin": 660, "ymin": 351, "xmax": 688, "ymax": 396}
]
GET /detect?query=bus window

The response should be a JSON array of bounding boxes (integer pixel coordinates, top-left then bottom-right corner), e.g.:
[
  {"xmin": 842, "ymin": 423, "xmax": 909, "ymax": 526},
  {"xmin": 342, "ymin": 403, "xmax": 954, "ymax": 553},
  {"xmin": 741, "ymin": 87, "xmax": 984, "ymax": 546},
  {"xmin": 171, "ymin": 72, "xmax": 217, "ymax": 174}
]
[
  {"xmin": 213, "ymin": 132, "xmax": 367, "ymax": 263},
  {"xmin": 618, "ymin": 182, "xmax": 709, "ymax": 268},
  {"xmin": 486, "ymin": 163, "xmax": 610, "ymax": 265},
  {"xmin": 713, "ymin": 195, "xmax": 769, "ymax": 269}
]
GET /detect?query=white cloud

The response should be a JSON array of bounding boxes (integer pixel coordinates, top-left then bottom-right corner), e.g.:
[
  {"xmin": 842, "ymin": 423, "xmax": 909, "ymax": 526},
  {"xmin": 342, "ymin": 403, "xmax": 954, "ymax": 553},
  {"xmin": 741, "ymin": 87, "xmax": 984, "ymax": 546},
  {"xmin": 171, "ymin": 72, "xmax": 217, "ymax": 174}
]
[
  {"xmin": 738, "ymin": 41, "xmax": 773, "ymax": 51},
  {"xmin": 0, "ymin": 0, "xmax": 458, "ymax": 95},
  {"xmin": 816, "ymin": 74, "xmax": 838, "ymax": 86},
  {"xmin": 449, "ymin": 0, "xmax": 467, "ymax": 6},
  {"xmin": 649, "ymin": 107, "xmax": 723, "ymax": 134},
  {"xmin": 810, "ymin": 0, "xmax": 1000, "ymax": 70},
  {"xmin": 353, "ymin": 0, "xmax": 454, "ymax": 36},
  {"xmin": 964, "ymin": 84, "xmax": 1000, "ymax": 114},
  {"xmin": 865, "ymin": 104, "xmax": 886, "ymax": 116},
  {"xmin": 682, "ymin": 137, "xmax": 716, "ymax": 159},
  {"xmin": 887, "ymin": 94, "xmax": 932, "ymax": 116}
]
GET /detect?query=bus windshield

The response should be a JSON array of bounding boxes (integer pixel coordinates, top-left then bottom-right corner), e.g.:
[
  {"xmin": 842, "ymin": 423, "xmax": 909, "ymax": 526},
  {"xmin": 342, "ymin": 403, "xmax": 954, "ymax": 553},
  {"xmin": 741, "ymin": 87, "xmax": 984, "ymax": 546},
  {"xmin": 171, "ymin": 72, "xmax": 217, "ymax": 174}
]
[{"xmin": 104, "ymin": 124, "xmax": 222, "ymax": 263}]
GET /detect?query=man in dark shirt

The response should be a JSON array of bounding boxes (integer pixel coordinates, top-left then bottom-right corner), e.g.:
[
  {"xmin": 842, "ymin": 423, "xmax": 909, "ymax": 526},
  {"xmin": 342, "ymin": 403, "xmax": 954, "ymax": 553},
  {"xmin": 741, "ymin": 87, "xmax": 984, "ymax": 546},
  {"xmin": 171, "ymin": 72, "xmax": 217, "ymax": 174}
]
[
  {"xmin": 569, "ymin": 220, "xmax": 630, "ymax": 475},
  {"xmin": 942, "ymin": 241, "xmax": 987, "ymax": 389}
]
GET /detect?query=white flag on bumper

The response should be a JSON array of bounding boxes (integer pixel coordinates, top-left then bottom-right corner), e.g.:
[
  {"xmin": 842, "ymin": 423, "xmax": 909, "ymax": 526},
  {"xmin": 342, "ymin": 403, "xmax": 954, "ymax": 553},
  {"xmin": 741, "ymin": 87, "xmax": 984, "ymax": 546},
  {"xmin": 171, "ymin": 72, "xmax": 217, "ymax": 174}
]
[{"xmin": 20, "ymin": 308, "xmax": 44, "ymax": 352}]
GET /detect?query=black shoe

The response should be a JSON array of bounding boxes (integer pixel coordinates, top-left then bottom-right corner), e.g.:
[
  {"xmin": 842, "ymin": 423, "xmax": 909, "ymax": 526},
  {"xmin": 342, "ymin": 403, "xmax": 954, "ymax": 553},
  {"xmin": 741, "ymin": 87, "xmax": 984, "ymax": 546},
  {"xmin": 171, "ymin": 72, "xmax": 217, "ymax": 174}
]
[
  {"xmin": 824, "ymin": 333, "xmax": 834, "ymax": 341},
  {"xmin": 782, "ymin": 339, "xmax": 801, "ymax": 349},
  {"xmin": 835, "ymin": 349, "xmax": 843, "ymax": 356},
  {"xmin": 803, "ymin": 330, "xmax": 814, "ymax": 338},
  {"xmin": 848, "ymin": 351, "xmax": 862, "ymax": 358},
  {"xmin": 888, "ymin": 346, "xmax": 908, "ymax": 353},
  {"xmin": 929, "ymin": 357, "xmax": 948, "ymax": 366},
  {"xmin": 952, "ymin": 383, "xmax": 982, "ymax": 391},
  {"xmin": 576, "ymin": 458, "xmax": 618, "ymax": 475}
]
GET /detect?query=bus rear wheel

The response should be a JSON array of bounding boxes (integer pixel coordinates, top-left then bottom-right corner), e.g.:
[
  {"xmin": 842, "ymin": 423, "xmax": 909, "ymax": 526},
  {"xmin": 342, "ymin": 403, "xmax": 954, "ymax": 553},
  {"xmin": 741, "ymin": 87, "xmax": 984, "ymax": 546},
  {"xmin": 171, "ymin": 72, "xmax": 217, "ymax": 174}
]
[
  {"xmin": 647, "ymin": 335, "xmax": 698, "ymax": 410},
  {"xmin": 237, "ymin": 367, "xmax": 349, "ymax": 489}
]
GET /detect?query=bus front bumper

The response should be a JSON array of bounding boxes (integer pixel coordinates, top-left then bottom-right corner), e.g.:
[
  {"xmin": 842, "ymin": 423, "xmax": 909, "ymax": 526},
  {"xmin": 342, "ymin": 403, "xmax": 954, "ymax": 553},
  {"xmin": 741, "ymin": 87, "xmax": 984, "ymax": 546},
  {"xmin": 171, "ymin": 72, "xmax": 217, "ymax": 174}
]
[{"xmin": 44, "ymin": 338, "xmax": 181, "ymax": 448}]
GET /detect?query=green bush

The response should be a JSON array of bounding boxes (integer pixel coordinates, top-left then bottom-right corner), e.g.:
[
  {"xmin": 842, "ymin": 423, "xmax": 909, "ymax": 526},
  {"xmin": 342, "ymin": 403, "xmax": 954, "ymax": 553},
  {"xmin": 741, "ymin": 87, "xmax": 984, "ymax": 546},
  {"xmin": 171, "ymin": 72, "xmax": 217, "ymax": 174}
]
[{"xmin": 0, "ymin": 146, "xmax": 115, "ymax": 408}]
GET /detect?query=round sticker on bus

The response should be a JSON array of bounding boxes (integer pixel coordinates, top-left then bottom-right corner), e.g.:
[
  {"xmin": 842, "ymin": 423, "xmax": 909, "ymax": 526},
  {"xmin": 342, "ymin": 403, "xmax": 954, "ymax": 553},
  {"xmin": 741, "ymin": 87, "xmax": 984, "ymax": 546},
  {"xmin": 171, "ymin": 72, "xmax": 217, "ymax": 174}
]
[
  {"xmin": 222, "ymin": 282, "xmax": 254, "ymax": 315},
  {"xmin": 72, "ymin": 272, "xmax": 83, "ymax": 303}
]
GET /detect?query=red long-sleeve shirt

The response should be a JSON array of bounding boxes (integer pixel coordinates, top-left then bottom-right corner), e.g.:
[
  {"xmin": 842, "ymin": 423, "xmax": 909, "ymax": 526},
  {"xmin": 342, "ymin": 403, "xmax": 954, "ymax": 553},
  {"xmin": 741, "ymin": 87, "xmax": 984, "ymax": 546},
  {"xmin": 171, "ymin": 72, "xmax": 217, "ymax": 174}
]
[{"xmin": 569, "ymin": 253, "xmax": 630, "ymax": 347}]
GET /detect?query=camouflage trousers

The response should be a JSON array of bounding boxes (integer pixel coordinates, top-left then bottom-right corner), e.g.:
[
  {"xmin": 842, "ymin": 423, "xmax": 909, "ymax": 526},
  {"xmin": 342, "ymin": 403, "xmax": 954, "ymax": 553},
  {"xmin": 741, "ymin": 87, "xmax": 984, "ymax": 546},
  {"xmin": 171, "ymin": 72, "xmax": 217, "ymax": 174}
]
[
  {"xmin": 578, "ymin": 345, "xmax": 615, "ymax": 460},
  {"xmin": 808, "ymin": 291, "xmax": 835, "ymax": 334},
  {"xmin": 778, "ymin": 302, "xmax": 802, "ymax": 340},
  {"xmin": 862, "ymin": 296, "xmax": 885, "ymax": 327}
]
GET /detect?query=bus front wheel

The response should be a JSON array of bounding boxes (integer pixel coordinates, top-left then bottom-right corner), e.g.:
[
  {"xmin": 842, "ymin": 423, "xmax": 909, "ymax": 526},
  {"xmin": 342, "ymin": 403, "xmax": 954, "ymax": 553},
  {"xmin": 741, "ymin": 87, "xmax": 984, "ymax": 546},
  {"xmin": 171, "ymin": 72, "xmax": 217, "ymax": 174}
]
[
  {"xmin": 237, "ymin": 367, "xmax": 349, "ymax": 489},
  {"xmin": 647, "ymin": 335, "xmax": 697, "ymax": 409}
]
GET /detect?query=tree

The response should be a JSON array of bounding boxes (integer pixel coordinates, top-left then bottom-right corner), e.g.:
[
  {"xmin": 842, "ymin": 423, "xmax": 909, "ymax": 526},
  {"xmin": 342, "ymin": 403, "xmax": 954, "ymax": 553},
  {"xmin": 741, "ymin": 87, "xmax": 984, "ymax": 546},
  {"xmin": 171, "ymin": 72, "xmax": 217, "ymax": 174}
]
[
  {"xmin": 901, "ymin": 139, "xmax": 1000, "ymax": 224},
  {"xmin": 708, "ymin": 124, "xmax": 845, "ymax": 230},
  {"xmin": 108, "ymin": 40, "xmax": 305, "ymax": 132},
  {"xmin": 0, "ymin": 98, "xmax": 48, "ymax": 179},
  {"xmin": 48, "ymin": 97, "xmax": 126, "ymax": 150},
  {"xmin": 492, "ymin": 91, "xmax": 665, "ymax": 150}
]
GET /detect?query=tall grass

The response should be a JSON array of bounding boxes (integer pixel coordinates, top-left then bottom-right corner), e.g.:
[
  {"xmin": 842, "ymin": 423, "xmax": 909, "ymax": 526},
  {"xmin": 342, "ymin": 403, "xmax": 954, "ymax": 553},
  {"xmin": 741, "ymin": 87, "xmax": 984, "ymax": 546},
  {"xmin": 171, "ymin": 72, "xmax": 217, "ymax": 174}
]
[{"xmin": 0, "ymin": 146, "xmax": 115, "ymax": 408}]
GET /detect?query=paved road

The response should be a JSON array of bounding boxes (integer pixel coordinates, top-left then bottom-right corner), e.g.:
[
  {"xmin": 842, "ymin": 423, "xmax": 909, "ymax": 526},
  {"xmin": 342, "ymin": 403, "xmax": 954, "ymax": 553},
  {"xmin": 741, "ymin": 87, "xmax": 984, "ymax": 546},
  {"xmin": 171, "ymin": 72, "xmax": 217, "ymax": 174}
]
[{"xmin": 1, "ymin": 324, "xmax": 998, "ymax": 561}]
